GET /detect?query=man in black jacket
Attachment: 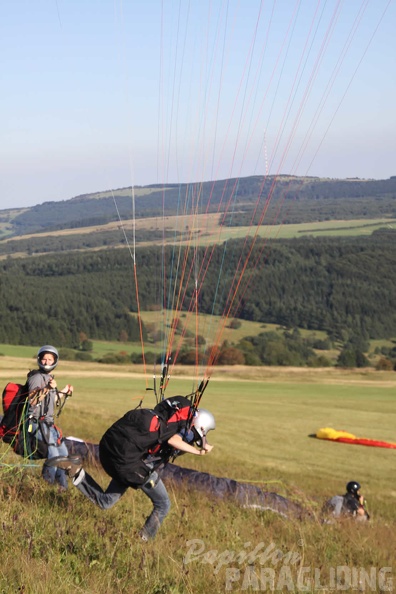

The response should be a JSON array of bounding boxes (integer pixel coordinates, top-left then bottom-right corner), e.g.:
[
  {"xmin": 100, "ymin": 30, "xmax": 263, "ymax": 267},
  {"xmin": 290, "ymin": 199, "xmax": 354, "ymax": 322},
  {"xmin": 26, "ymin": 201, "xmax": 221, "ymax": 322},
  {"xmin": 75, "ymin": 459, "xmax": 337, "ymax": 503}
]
[{"xmin": 48, "ymin": 396, "xmax": 215, "ymax": 539}]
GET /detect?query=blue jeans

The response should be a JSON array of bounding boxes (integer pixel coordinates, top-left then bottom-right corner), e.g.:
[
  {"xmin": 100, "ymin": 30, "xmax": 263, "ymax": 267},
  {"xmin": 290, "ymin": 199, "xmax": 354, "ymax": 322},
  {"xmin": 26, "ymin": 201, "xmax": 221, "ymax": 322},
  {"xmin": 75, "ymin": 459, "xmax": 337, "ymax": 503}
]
[
  {"xmin": 37, "ymin": 425, "xmax": 69, "ymax": 489},
  {"xmin": 75, "ymin": 470, "xmax": 171, "ymax": 539}
]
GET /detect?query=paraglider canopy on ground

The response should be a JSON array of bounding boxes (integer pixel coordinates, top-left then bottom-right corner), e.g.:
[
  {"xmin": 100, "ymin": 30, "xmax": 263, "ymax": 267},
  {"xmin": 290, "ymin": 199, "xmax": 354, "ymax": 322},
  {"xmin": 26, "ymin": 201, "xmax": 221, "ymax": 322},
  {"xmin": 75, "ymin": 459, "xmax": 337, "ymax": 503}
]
[{"xmin": 313, "ymin": 427, "xmax": 396, "ymax": 449}]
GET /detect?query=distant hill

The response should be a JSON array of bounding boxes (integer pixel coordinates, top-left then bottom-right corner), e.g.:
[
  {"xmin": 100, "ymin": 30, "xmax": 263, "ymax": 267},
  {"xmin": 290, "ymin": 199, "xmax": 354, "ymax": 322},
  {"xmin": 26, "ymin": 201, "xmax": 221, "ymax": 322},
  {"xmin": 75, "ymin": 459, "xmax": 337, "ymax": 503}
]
[
  {"xmin": 1, "ymin": 174, "xmax": 395, "ymax": 239},
  {"xmin": 0, "ymin": 174, "xmax": 395, "ymax": 348}
]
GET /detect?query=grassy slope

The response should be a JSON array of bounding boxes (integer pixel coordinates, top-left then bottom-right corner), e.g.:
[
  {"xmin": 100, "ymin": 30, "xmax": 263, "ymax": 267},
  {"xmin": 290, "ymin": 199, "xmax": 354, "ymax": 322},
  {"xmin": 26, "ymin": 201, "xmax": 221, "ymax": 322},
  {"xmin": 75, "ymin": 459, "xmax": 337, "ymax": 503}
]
[
  {"xmin": 1, "ymin": 358, "xmax": 395, "ymax": 593},
  {"xmin": 1, "ymin": 315, "xmax": 394, "ymax": 364},
  {"xmin": 0, "ymin": 317, "xmax": 328, "ymax": 359}
]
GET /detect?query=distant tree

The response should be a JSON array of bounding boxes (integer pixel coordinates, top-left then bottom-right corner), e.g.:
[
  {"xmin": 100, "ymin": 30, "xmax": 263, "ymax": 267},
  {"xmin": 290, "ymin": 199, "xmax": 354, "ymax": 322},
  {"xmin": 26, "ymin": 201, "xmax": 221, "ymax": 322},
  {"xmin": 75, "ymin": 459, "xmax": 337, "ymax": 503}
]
[
  {"xmin": 178, "ymin": 350, "xmax": 197, "ymax": 365},
  {"xmin": 310, "ymin": 338, "xmax": 332, "ymax": 350},
  {"xmin": 336, "ymin": 348, "xmax": 356, "ymax": 368},
  {"xmin": 308, "ymin": 355, "xmax": 332, "ymax": 367},
  {"xmin": 98, "ymin": 352, "xmax": 130, "ymax": 364},
  {"xmin": 243, "ymin": 351, "xmax": 262, "ymax": 366},
  {"xmin": 58, "ymin": 348, "xmax": 76, "ymax": 361},
  {"xmin": 375, "ymin": 357, "xmax": 394, "ymax": 371},
  {"xmin": 217, "ymin": 347, "xmax": 245, "ymax": 365},
  {"xmin": 229, "ymin": 318, "xmax": 242, "ymax": 330},
  {"xmin": 119, "ymin": 330, "xmax": 128, "ymax": 343},
  {"xmin": 81, "ymin": 339, "xmax": 93, "ymax": 352},
  {"xmin": 346, "ymin": 334, "xmax": 370, "ymax": 353},
  {"xmin": 79, "ymin": 331, "xmax": 88, "ymax": 344},
  {"xmin": 336, "ymin": 347, "xmax": 370, "ymax": 368},
  {"xmin": 75, "ymin": 351, "xmax": 93, "ymax": 362},
  {"xmin": 131, "ymin": 351, "xmax": 157, "ymax": 365}
]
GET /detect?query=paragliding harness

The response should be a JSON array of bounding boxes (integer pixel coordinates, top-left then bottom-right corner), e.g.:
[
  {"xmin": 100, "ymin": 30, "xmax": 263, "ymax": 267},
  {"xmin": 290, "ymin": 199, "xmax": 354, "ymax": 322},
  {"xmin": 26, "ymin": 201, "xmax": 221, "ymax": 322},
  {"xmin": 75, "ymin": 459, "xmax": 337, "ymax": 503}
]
[
  {"xmin": 150, "ymin": 379, "xmax": 210, "ymax": 467},
  {"xmin": 0, "ymin": 371, "xmax": 66, "ymax": 460}
]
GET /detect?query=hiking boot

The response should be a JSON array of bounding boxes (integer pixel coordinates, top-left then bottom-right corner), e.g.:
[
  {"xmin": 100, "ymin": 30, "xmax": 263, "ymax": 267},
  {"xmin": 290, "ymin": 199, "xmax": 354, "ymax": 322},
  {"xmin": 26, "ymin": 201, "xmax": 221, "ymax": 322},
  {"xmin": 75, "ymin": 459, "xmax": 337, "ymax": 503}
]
[
  {"xmin": 46, "ymin": 455, "xmax": 83, "ymax": 479},
  {"xmin": 139, "ymin": 529, "xmax": 150, "ymax": 542}
]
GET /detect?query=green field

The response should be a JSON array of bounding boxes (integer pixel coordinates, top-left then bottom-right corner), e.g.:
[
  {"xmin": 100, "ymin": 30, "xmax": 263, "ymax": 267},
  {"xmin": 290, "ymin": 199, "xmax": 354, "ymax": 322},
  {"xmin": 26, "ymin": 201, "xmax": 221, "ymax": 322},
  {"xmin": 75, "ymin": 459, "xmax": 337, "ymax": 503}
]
[
  {"xmin": 198, "ymin": 218, "xmax": 396, "ymax": 243},
  {"xmin": 0, "ymin": 358, "xmax": 395, "ymax": 593},
  {"xmin": 0, "ymin": 316, "xmax": 329, "ymax": 362}
]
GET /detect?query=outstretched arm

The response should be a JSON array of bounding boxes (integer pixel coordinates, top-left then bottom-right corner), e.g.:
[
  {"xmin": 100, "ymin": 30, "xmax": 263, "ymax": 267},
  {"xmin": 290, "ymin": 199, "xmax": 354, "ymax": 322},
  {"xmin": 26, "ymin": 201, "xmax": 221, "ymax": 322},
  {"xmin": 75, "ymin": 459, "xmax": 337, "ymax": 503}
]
[{"xmin": 167, "ymin": 433, "xmax": 214, "ymax": 455}]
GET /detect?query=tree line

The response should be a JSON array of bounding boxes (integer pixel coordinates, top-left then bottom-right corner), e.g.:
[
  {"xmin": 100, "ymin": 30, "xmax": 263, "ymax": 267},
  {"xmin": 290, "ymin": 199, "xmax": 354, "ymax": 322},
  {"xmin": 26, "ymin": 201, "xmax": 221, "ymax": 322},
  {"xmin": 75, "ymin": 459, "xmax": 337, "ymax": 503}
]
[{"xmin": 0, "ymin": 230, "xmax": 395, "ymax": 353}]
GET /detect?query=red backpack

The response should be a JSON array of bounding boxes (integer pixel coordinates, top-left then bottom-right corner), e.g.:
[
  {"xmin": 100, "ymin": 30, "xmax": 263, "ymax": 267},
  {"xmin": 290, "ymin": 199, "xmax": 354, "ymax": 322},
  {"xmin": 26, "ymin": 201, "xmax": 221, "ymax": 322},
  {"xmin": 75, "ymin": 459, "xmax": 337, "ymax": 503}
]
[
  {"xmin": 0, "ymin": 382, "xmax": 29, "ymax": 442},
  {"xmin": 0, "ymin": 381, "xmax": 42, "ymax": 458}
]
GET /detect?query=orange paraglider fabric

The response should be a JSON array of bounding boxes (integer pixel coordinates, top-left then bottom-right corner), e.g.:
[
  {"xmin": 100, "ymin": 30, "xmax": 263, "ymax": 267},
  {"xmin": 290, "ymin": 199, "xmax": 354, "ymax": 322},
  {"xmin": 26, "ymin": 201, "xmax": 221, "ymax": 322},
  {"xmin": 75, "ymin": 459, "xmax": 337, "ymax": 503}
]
[{"xmin": 315, "ymin": 427, "xmax": 396, "ymax": 449}]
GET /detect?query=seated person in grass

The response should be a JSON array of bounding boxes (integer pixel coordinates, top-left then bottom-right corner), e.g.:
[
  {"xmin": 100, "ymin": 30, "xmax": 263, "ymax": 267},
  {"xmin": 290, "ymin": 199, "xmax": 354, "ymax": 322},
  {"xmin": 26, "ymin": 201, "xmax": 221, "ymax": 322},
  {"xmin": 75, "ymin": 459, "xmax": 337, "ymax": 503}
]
[
  {"xmin": 48, "ymin": 396, "xmax": 215, "ymax": 540},
  {"xmin": 323, "ymin": 480, "xmax": 370, "ymax": 521}
]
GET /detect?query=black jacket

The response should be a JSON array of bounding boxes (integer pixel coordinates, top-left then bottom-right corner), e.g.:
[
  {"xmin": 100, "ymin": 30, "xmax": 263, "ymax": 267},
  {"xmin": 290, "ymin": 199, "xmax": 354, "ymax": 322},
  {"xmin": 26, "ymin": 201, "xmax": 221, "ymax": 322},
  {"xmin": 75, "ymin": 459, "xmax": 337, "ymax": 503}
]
[{"xmin": 99, "ymin": 396, "xmax": 192, "ymax": 488}]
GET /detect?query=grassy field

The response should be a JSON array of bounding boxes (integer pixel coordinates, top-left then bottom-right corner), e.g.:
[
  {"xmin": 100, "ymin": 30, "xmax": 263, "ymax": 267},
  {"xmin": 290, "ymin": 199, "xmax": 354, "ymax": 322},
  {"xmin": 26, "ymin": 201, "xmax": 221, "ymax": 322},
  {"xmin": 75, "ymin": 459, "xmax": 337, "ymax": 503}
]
[
  {"xmin": 2, "ymin": 214, "xmax": 396, "ymax": 253},
  {"xmin": 137, "ymin": 312, "xmax": 321, "ymax": 348},
  {"xmin": 0, "ymin": 358, "xmax": 395, "ymax": 593},
  {"xmin": 0, "ymin": 316, "xmax": 331, "ymax": 363}
]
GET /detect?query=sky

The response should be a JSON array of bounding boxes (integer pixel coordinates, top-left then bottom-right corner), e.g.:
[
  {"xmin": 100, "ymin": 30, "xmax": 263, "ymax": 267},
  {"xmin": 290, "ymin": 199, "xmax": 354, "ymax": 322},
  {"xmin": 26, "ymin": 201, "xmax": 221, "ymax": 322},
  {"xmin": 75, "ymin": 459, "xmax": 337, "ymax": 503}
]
[{"xmin": 1, "ymin": 0, "xmax": 395, "ymax": 210}]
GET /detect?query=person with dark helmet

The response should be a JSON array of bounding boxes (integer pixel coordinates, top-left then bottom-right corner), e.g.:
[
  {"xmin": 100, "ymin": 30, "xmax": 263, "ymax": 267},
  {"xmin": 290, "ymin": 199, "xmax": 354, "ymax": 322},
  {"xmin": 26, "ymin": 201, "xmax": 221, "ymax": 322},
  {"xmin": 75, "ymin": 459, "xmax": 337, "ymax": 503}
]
[
  {"xmin": 48, "ymin": 396, "xmax": 215, "ymax": 539},
  {"xmin": 343, "ymin": 481, "xmax": 370, "ymax": 519},
  {"xmin": 27, "ymin": 345, "xmax": 73, "ymax": 490},
  {"xmin": 323, "ymin": 480, "xmax": 370, "ymax": 521}
]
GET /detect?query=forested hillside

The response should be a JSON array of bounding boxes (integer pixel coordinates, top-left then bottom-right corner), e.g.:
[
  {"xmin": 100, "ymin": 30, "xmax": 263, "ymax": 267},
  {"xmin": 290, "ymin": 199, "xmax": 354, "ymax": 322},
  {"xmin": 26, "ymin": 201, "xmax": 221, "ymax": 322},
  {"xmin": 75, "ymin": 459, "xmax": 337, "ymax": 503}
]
[
  {"xmin": 0, "ymin": 230, "xmax": 395, "ymax": 347},
  {"xmin": 1, "ymin": 175, "xmax": 395, "ymax": 238}
]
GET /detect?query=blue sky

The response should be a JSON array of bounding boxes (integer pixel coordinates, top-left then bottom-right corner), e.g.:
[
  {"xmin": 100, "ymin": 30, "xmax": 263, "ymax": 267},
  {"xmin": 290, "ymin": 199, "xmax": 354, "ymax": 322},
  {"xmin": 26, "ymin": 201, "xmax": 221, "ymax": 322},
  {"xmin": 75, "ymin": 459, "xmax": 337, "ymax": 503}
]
[{"xmin": 1, "ymin": 0, "xmax": 395, "ymax": 210}]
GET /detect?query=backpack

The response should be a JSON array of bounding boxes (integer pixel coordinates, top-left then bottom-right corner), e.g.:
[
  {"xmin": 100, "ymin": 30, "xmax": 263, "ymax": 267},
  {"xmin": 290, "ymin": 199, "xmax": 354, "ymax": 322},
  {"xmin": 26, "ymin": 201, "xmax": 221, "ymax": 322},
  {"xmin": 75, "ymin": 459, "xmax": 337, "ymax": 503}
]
[
  {"xmin": 0, "ymin": 382, "xmax": 28, "ymax": 442},
  {"xmin": 323, "ymin": 495, "xmax": 344, "ymax": 517},
  {"xmin": 0, "ymin": 381, "xmax": 47, "ymax": 459}
]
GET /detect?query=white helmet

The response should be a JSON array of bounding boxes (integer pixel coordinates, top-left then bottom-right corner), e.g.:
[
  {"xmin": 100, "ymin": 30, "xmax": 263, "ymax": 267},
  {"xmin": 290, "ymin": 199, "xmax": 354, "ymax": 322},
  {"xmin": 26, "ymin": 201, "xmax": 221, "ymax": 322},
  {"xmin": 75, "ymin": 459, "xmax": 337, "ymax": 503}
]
[
  {"xmin": 37, "ymin": 345, "xmax": 59, "ymax": 373},
  {"xmin": 191, "ymin": 409, "xmax": 215, "ymax": 446}
]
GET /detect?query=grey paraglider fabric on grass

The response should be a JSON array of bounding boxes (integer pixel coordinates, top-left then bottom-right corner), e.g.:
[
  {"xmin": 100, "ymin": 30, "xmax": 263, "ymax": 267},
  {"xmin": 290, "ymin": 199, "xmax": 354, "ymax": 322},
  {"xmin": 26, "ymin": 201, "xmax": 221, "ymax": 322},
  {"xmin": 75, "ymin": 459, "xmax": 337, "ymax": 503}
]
[{"xmin": 65, "ymin": 437, "xmax": 308, "ymax": 520}]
